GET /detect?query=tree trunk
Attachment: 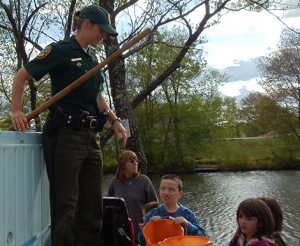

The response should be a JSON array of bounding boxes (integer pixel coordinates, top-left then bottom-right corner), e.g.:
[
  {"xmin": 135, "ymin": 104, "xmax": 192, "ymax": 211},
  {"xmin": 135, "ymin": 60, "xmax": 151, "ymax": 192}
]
[{"xmin": 100, "ymin": 0, "xmax": 148, "ymax": 174}]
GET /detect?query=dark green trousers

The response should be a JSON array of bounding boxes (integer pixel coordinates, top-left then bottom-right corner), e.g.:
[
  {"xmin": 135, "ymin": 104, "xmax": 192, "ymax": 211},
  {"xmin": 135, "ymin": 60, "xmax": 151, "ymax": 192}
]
[{"xmin": 43, "ymin": 127, "xmax": 103, "ymax": 246}]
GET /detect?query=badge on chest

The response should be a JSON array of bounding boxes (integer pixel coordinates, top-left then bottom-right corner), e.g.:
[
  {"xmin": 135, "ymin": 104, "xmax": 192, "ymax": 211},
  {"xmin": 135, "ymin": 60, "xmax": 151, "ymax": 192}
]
[{"xmin": 71, "ymin": 57, "xmax": 82, "ymax": 67}]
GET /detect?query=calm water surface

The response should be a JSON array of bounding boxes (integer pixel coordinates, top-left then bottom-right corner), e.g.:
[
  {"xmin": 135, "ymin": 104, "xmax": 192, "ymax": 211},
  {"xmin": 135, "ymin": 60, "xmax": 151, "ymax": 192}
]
[{"xmin": 102, "ymin": 170, "xmax": 300, "ymax": 246}]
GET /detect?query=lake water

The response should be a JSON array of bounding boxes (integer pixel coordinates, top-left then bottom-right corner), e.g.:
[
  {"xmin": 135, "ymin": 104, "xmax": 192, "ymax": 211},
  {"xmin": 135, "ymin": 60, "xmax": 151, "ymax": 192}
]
[{"xmin": 102, "ymin": 170, "xmax": 300, "ymax": 246}]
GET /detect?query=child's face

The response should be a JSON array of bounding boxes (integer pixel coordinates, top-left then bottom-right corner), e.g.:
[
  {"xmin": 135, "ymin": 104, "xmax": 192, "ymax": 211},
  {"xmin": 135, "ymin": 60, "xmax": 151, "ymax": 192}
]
[
  {"xmin": 238, "ymin": 214, "xmax": 259, "ymax": 240},
  {"xmin": 124, "ymin": 156, "xmax": 138, "ymax": 177},
  {"xmin": 159, "ymin": 179, "xmax": 183, "ymax": 206}
]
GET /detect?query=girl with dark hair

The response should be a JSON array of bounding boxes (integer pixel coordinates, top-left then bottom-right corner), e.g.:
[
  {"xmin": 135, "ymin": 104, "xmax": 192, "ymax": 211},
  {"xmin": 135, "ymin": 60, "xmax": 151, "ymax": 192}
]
[
  {"xmin": 258, "ymin": 197, "xmax": 286, "ymax": 246},
  {"xmin": 229, "ymin": 198, "xmax": 278, "ymax": 246}
]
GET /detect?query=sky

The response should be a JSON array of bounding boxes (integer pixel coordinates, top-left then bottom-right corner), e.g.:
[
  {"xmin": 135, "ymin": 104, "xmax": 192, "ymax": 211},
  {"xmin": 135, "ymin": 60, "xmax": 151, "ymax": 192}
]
[{"xmin": 201, "ymin": 1, "xmax": 300, "ymax": 97}]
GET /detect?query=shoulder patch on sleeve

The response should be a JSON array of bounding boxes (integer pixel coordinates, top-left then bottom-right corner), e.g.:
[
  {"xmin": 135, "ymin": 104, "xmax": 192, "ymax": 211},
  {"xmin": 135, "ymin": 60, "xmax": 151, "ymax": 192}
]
[{"xmin": 36, "ymin": 45, "xmax": 52, "ymax": 59}]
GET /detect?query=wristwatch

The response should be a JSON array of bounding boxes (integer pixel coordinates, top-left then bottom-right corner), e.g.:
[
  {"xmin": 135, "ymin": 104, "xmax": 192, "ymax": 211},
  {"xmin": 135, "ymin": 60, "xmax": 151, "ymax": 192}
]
[{"xmin": 112, "ymin": 118, "xmax": 122, "ymax": 125}]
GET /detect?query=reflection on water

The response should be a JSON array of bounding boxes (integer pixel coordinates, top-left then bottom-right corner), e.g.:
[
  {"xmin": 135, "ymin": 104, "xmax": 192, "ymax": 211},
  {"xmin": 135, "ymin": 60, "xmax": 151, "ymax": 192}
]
[{"xmin": 103, "ymin": 170, "xmax": 300, "ymax": 246}]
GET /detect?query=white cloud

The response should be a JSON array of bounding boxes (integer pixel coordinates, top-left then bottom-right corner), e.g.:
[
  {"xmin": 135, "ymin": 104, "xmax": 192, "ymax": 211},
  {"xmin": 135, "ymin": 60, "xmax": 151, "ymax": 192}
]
[
  {"xmin": 220, "ymin": 78, "xmax": 264, "ymax": 97},
  {"xmin": 201, "ymin": 7, "xmax": 300, "ymax": 97},
  {"xmin": 224, "ymin": 58, "xmax": 260, "ymax": 82},
  {"xmin": 203, "ymin": 10, "xmax": 288, "ymax": 69}
]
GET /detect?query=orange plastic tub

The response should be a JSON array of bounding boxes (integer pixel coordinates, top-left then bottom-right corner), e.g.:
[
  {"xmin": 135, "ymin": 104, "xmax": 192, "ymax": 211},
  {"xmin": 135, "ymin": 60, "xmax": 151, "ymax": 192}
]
[
  {"xmin": 143, "ymin": 219, "xmax": 184, "ymax": 246},
  {"xmin": 160, "ymin": 235, "xmax": 210, "ymax": 246}
]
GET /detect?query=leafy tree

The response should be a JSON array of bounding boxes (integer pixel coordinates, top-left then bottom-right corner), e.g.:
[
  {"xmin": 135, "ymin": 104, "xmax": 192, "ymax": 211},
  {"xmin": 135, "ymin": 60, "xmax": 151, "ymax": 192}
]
[
  {"xmin": 257, "ymin": 28, "xmax": 300, "ymax": 137},
  {"xmin": 240, "ymin": 92, "xmax": 297, "ymax": 136},
  {"xmin": 125, "ymin": 27, "xmax": 205, "ymax": 169},
  {"xmin": 218, "ymin": 97, "xmax": 242, "ymax": 138}
]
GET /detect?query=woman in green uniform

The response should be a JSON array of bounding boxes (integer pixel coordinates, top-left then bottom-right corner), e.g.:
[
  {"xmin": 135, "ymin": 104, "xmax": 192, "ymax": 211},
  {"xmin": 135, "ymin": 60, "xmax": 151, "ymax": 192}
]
[{"xmin": 11, "ymin": 5, "xmax": 127, "ymax": 246}]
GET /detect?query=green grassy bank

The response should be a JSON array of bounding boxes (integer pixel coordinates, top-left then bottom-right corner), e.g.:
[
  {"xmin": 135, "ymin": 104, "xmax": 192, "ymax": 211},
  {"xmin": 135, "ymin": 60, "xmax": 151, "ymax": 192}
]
[
  {"xmin": 196, "ymin": 137, "xmax": 300, "ymax": 172},
  {"xmin": 103, "ymin": 136, "xmax": 300, "ymax": 174}
]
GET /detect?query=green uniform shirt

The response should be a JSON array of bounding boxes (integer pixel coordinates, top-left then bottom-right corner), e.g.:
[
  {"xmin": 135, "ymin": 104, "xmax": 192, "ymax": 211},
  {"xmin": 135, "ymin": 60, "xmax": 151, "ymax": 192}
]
[{"xmin": 25, "ymin": 36, "xmax": 104, "ymax": 115}]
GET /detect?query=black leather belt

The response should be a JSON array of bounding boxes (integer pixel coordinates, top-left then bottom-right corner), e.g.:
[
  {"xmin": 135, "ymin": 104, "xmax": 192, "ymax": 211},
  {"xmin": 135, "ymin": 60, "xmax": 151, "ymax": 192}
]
[{"xmin": 62, "ymin": 114, "xmax": 98, "ymax": 129}]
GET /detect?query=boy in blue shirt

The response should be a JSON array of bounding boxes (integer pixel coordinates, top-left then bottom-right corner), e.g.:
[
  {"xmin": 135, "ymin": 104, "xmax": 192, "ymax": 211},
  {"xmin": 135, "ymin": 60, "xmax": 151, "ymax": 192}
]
[{"xmin": 138, "ymin": 174, "xmax": 206, "ymax": 245}]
